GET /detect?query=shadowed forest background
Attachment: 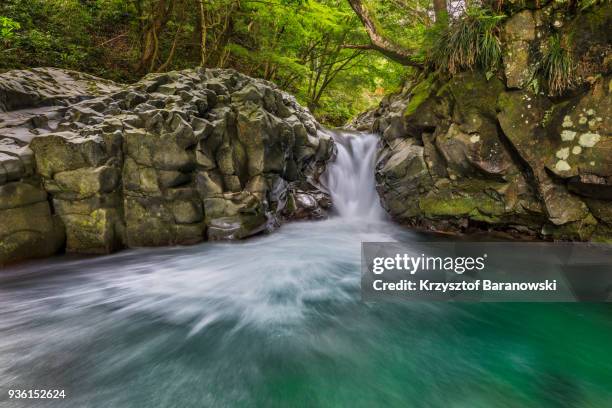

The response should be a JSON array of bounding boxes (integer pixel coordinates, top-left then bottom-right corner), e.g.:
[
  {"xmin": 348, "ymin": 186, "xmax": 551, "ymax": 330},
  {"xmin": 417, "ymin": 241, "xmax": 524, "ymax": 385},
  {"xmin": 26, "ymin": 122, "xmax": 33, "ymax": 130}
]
[{"xmin": 0, "ymin": 0, "xmax": 604, "ymax": 125}]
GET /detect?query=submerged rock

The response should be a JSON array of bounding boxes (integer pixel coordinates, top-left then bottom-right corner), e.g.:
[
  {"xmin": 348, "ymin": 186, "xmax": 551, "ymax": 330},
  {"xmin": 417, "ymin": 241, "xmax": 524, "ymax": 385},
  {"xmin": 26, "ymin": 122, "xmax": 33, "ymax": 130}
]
[{"xmin": 0, "ymin": 67, "xmax": 334, "ymax": 264}]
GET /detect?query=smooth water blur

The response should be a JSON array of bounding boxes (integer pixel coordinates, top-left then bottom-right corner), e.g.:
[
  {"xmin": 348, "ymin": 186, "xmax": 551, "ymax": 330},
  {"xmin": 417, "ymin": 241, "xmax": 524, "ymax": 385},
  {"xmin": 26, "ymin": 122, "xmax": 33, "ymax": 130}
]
[
  {"xmin": 322, "ymin": 131, "xmax": 386, "ymax": 220},
  {"xmin": 0, "ymin": 132, "xmax": 611, "ymax": 407}
]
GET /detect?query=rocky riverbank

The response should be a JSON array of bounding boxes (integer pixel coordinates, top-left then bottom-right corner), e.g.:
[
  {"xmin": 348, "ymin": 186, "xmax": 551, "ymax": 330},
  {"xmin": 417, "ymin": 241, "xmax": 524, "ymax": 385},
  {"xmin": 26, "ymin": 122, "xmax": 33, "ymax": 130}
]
[
  {"xmin": 0, "ymin": 68, "xmax": 334, "ymax": 264},
  {"xmin": 355, "ymin": 2, "xmax": 611, "ymax": 241}
]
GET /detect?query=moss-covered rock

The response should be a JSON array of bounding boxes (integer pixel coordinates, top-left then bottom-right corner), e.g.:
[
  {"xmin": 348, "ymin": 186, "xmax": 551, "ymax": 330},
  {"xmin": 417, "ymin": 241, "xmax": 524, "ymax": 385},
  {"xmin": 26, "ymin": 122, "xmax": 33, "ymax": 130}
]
[
  {"xmin": 0, "ymin": 181, "xmax": 47, "ymax": 210},
  {"xmin": 30, "ymin": 132, "xmax": 109, "ymax": 178},
  {"xmin": 1, "ymin": 67, "xmax": 335, "ymax": 262},
  {"xmin": 376, "ymin": 141, "xmax": 432, "ymax": 219},
  {"xmin": 0, "ymin": 201, "xmax": 65, "ymax": 265},
  {"xmin": 564, "ymin": 2, "xmax": 612, "ymax": 81},
  {"xmin": 502, "ymin": 10, "xmax": 537, "ymax": 89},
  {"xmin": 497, "ymin": 90, "xmax": 593, "ymax": 228},
  {"xmin": 372, "ymin": 64, "xmax": 609, "ymax": 240},
  {"xmin": 355, "ymin": 3, "xmax": 611, "ymax": 241},
  {"xmin": 404, "ymin": 74, "xmax": 438, "ymax": 118},
  {"xmin": 543, "ymin": 77, "xmax": 611, "ymax": 199},
  {"xmin": 52, "ymin": 165, "xmax": 120, "ymax": 199}
]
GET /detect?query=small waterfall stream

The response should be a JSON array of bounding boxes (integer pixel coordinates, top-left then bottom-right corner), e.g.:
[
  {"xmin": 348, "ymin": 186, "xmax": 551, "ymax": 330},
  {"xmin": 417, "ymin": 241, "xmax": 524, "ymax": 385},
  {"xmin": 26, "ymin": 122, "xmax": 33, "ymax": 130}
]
[
  {"xmin": 323, "ymin": 130, "xmax": 385, "ymax": 220},
  {"xmin": 0, "ymin": 132, "xmax": 609, "ymax": 407}
]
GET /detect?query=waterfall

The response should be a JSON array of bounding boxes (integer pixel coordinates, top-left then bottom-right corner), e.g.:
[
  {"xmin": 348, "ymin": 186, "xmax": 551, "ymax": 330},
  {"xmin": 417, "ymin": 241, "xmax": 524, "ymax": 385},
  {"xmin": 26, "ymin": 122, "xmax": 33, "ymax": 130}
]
[{"xmin": 322, "ymin": 130, "xmax": 386, "ymax": 220}]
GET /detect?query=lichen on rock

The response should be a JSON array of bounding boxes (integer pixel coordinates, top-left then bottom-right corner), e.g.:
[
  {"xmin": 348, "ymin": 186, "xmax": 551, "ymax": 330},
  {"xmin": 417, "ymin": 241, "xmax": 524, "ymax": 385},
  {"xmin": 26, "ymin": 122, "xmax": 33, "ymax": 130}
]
[
  {"xmin": 349, "ymin": 1, "xmax": 611, "ymax": 241},
  {"xmin": 365, "ymin": 65, "xmax": 610, "ymax": 240}
]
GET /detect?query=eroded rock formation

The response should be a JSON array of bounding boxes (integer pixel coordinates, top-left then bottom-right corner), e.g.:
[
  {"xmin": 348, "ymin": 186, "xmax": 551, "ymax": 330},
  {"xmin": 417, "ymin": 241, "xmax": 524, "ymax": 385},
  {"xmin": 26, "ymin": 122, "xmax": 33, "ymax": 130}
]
[
  {"xmin": 359, "ymin": 3, "xmax": 611, "ymax": 241},
  {"xmin": 0, "ymin": 68, "xmax": 334, "ymax": 264}
]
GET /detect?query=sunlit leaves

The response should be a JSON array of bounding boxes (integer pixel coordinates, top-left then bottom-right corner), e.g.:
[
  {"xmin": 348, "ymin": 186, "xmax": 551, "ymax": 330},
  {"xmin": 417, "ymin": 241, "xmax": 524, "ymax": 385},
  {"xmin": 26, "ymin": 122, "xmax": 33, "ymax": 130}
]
[{"xmin": 0, "ymin": 16, "xmax": 20, "ymax": 41}]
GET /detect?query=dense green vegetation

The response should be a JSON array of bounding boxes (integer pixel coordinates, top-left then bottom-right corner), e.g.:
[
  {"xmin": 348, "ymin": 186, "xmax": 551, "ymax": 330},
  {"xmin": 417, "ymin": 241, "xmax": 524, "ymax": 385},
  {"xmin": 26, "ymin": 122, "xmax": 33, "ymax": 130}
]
[
  {"xmin": 0, "ymin": 0, "xmax": 411, "ymax": 125},
  {"xmin": 425, "ymin": 8, "xmax": 504, "ymax": 76},
  {"xmin": 0, "ymin": 0, "xmax": 603, "ymax": 124}
]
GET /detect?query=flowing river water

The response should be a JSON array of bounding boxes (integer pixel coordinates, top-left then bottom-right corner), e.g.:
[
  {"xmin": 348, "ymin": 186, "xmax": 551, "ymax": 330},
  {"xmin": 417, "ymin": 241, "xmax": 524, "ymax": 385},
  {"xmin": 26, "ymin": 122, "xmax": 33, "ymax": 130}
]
[{"xmin": 1, "ymin": 132, "xmax": 611, "ymax": 407}]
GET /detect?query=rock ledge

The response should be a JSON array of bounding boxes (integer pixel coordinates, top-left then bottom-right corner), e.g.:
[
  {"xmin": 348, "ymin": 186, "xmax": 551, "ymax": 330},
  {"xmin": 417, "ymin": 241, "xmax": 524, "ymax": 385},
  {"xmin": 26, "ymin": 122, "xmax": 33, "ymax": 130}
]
[{"xmin": 0, "ymin": 67, "xmax": 334, "ymax": 264}]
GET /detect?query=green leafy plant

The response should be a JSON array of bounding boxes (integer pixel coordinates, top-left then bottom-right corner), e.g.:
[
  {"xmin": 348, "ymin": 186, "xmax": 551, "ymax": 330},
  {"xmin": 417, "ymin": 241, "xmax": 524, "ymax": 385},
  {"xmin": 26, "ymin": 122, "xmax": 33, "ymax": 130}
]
[
  {"xmin": 0, "ymin": 16, "xmax": 20, "ymax": 43},
  {"xmin": 578, "ymin": 0, "xmax": 603, "ymax": 11},
  {"xmin": 425, "ymin": 8, "xmax": 505, "ymax": 75},
  {"xmin": 539, "ymin": 34, "xmax": 576, "ymax": 96}
]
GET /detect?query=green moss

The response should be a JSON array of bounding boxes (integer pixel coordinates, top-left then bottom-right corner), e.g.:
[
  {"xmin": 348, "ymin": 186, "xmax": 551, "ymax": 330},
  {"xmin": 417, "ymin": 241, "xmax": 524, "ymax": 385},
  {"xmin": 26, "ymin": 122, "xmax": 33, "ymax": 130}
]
[
  {"xmin": 285, "ymin": 194, "xmax": 296, "ymax": 214},
  {"xmin": 419, "ymin": 196, "xmax": 473, "ymax": 217},
  {"xmin": 404, "ymin": 74, "xmax": 437, "ymax": 117},
  {"xmin": 591, "ymin": 223, "xmax": 612, "ymax": 243},
  {"xmin": 419, "ymin": 192, "xmax": 504, "ymax": 219},
  {"xmin": 496, "ymin": 91, "xmax": 521, "ymax": 118},
  {"xmin": 581, "ymin": 2, "xmax": 609, "ymax": 27},
  {"xmin": 469, "ymin": 210, "xmax": 502, "ymax": 224},
  {"xmin": 541, "ymin": 106, "xmax": 557, "ymax": 127},
  {"xmin": 550, "ymin": 214, "xmax": 598, "ymax": 241},
  {"xmin": 453, "ymin": 179, "xmax": 508, "ymax": 195},
  {"xmin": 417, "ymin": 179, "xmax": 509, "ymax": 226},
  {"xmin": 436, "ymin": 72, "xmax": 504, "ymax": 118}
]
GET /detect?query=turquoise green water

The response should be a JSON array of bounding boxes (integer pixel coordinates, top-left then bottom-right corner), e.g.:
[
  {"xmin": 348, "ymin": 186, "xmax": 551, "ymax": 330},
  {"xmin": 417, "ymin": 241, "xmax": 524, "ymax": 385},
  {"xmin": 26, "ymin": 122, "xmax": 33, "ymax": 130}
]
[{"xmin": 1, "ymin": 218, "xmax": 611, "ymax": 408}]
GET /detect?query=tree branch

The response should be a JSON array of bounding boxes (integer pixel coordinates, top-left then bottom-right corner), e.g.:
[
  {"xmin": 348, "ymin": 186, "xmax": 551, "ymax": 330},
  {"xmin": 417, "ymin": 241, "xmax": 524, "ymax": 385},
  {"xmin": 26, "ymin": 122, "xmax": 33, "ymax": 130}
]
[
  {"xmin": 346, "ymin": 0, "xmax": 423, "ymax": 68},
  {"xmin": 98, "ymin": 32, "xmax": 129, "ymax": 46},
  {"xmin": 342, "ymin": 44, "xmax": 374, "ymax": 50}
]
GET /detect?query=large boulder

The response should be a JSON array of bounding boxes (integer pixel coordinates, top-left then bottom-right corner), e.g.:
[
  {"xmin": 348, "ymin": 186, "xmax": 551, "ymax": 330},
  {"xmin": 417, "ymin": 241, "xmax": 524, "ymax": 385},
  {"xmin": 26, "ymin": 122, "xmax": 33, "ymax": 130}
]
[
  {"xmin": 496, "ymin": 90, "xmax": 597, "ymax": 239},
  {"xmin": 371, "ymin": 68, "xmax": 610, "ymax": 241},
  {"xmin": 0, "ymin": 67, "xmax": 334, "ymax": 264},
  {"xmin": 357, "ymin": 2, "xmax": 612, "ymax": 241},
  {"xmin": 0, "ymin": 68, "xmax": 117, "ymax": 264},
  {"xmin": 0, "ymin": 67, "xmax": 120, "ymax": 113},
  {"xmin": 0, "ymin": 182, "xmax": 65, "ymax": 264},
  {"xmin": 499, "ymin": 2, "xmax": 612, "ymax": 93}
]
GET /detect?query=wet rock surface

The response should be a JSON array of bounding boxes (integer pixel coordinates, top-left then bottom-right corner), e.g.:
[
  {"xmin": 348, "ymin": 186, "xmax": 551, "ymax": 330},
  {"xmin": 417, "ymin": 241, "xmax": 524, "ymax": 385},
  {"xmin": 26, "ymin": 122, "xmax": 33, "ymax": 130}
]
[
  {"xmin": 0, "ymin": 67, "xmax": 333, "ymax": 264},
  {"xmin": 365, "ymin": 70, "xmax": 610, "ymax": 241},
  {"xmin": 350, "ymin": 3, "xmax": 612, "ymax": 242}
]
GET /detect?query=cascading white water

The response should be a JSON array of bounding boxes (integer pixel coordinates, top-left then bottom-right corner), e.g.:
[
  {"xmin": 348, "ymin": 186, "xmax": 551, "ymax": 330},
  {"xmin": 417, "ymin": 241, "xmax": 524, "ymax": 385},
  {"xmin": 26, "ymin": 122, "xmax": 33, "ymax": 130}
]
[
  {"xmin": 0, "ymin": 131, "xmax": 607, "ymax": 407},
  {"xmin": 322, "ymin": 130, "xmax": 386, "ymax": 220}
]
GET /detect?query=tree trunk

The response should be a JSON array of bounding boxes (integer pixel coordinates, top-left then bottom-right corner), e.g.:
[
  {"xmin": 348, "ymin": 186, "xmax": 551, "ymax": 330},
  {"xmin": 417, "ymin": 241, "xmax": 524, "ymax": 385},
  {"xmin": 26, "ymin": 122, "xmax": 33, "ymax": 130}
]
[
  {"xmin": 198, "ymin": 0, "xmax": 207, "ymax": 66},
  {"xmin": 137, "ymin": 0, "xmax": 175, "ymax": 74},
  {"xmin": 346, "ymin": 0, "xmax": 422, "ymax": 68},
  {"xmin": 157, "ymin": 24, "xmax": 181, "ymax": 72}
]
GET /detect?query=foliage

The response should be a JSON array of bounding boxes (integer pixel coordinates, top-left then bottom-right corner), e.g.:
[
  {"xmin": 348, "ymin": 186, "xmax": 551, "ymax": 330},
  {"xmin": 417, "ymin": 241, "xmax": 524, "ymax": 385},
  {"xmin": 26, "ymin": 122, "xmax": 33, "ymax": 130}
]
[
  {"xmin": 0, "ymin": 0, "xmax": 408, "ymax": 125},
  {"xmin": 0, "ymin": 0, "xmax": 595, "ymax": 123},
  {"xmin": 538, "ymin": 34, "xmax": 576, "ymax": 96},
  {"xmin": 0, "ymin": 0, "xmax": 136, "ymax": 80},
  {"xmin": 425, "ymin": 7, "xmax": 505, "ymax": 75},
  {"xmin": 366, "ymin": 0, "xmax": 433, "ymax": 50},
  {"xmin": 578, "ymin": 0, "xmax": 600, "ymax": 11},
  {"xmin": 0, "ymin": 16, "xmax": 20, "ymax": 42}
]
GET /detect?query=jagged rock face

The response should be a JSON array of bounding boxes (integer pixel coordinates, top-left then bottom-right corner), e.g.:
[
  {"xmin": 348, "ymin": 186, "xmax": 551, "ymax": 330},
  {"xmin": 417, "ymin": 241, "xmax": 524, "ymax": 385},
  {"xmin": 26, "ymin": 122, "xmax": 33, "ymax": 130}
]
[
  {"xmin": 0, "ymin": 68, "xmax": 121, "ymax": 264},
  {"xmin": 353, "ymin": 3, "xmax": 612, "ymax": 241},
  {"xmin": 369, "ymin": 68, "xmax": 611, "ymax": 241},
  {"xmin": 502, "ymin": 10, "xmax": 537, "ymax": 89},
  {"xmin": 0, "ymin": 67, "xmax": 334, "ymax": 264},
  {"xmin": 501, "ymin": 3, "xmax": 611, "ymax": 91}
]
